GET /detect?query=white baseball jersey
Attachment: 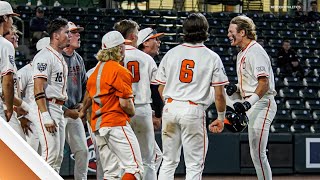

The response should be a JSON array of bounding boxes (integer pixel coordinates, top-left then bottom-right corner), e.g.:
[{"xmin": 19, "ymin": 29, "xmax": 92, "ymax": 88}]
[
  {"xmin": 0, "ymin": 37, "xmax": 15, "ymax": 96},
  {"xmin": 32, "ymin": 46, "xmax": 68, "ymax": 101},
  {"xmin": 17, "ymin": 64, "xmax": 34, "ymax": 103},
  {"xmin": 156, "ymin": 43, "xmax": 229, "ymax": 107},
  {"xmin": 124, "ymin": 45, "xmax": 158, "ymax": 105},
  {"xmin": 236, "ymin": 40, "xmax": 276, "ymax": 98}
]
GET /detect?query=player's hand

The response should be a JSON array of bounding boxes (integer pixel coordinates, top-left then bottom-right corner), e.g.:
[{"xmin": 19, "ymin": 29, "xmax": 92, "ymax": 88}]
[
  {"xmin": 75, "ymin": 103, "xmax": 83, "ymax": 111},
  {"xmin": 153, "ymin": 117, "xmax": 161, "ymax": 130},
  {"xmin": 19, "ymin": 117, "xmax": 32, "ymax": 136},
  {"xmin": 64, "ymin": 109, "xmax": 79, "ymax": 119},
  {"xmin": 233, "ymin": 101, "xmax": 251, "ymax": 114},
  {"xmin": 4, "ymin": 109, "xmax": 13, "ymax": 122},
  {"xmin": 225, "ymin": 84, "xmax": 238, "ymax": 96},
  {"xmin": 79, "ymin": 109, "xmax": 86, "ymax": 120},
  {"xmin": 41, "ymin": 111, "xmax": 57, "ymax": 133},
  {"xmin": 45, "ymin": 122, "xmax": 57, "ymax": 133},
  {"xmin": 208, "ymin": 119, "xmax": 224, "ymax": 133}
]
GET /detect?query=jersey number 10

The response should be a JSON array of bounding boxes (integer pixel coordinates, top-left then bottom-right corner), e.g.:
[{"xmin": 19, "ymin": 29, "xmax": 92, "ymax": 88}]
[
  {"xmin": 127, "ymin": 61, "xmax": 140, "ymax": 83},
  {"xmin": 179, "ymin": 59, "xmax": 195, "ymax": 83}
]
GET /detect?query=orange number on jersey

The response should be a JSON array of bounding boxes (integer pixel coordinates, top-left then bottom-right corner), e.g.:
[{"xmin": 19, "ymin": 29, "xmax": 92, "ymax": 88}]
[
  {"xmin": 127, "ymin": 61, "xmax": 140, "ymax": 82},
  {"xmin": 179, "ymin": 59, "xmax": 195, "ymax": 83}
]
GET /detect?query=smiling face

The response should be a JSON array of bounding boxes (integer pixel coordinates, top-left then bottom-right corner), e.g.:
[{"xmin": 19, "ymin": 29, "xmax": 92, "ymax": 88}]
[
  {"xmin": 227, "ymin": 23, "xmax": 244, "ymax": 47},
  {"xmin": 4, "ymin": 28, "xmax": 19, "ymax": 48}
]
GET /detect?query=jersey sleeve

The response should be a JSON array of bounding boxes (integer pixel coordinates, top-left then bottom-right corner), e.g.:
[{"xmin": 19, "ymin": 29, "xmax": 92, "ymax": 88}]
[
  {"xmin": 155, "ymin": 54, "xmax": 168, "ymax": 85},
  {"xmin": 211, "ymin": 54, "xmax": 229, "ymax": 86},
  {"xmin": 150, "ymin": 59, "xmax": 158, "ymax": 85},
  {"xmin": 249, "ymin": 51, "xmax": 270, "ymax": 78},
  {"xmin": 0, "ymin": 42, "xmax": 15, "ymax": 76},
  {"xmin": 113, "ymin": 69, "xmax": 134, "ymax": 99},
  {"xmin": 33, "ymin": 55, "xmax": 51, "ymax": 79},
  {"xmin": 17, "ymin": 68, "xmax": 28, "ymax": 94}
]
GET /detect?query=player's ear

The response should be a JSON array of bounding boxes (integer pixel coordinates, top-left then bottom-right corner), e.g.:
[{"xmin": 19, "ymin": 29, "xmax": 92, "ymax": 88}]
[{"xmin": 240, "ymin": 29, "xmax": 246, "ymax": 37}]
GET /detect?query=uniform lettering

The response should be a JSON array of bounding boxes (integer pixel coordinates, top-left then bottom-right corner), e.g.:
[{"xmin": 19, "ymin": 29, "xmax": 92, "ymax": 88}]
[
  {"xmin": 256, "ymin": 66, "xmax": 266, "ymax": 72},
  {"xmin": 179, "ymin": 59, "xmax": 195, "ymax": 83},
  {"xmin": 127, "ymin": 61, "xmax": 140, "ymax": 83}
]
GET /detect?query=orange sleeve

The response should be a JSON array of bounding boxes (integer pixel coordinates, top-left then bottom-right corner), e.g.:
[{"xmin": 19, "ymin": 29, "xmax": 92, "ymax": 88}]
[{"xmin": 113, "ymin": 68, "xmax": 134, "ymax": 99}]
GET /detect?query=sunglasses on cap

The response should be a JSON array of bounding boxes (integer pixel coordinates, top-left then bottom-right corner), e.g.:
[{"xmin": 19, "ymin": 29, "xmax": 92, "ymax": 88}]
[{"xmin": 141, "ymin": 29, "xmax": 158, "ymax": 43}]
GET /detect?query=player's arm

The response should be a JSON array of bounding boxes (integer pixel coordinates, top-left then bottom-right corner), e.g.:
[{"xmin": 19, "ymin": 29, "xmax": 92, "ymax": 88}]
[
  {"xmin": 79, "ymin": 91, "xmax": 92, "ymax": 120},
  {"xmin": 34, "ymin": 77, "xmax": 57, "ymax": 133},
  {"xmin": 2, "ymin": 72, "xmax": 14, "ymax": 121},
  {"xmin": 119, "ymin": 97, "xmax": 135, "ymax": 117},
  {"xmin": 209, "ymin": 85, "xmax": 226, "ymax": 133},
  {"xmin": 158, "ymin": 84, "xmax": 165, "ymax": 102}
]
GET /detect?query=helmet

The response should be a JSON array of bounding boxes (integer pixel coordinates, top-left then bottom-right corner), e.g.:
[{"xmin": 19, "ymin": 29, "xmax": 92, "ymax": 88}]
[{"xmin": 224, "ymin": 106, "xmax": 248, "ymax": 132}]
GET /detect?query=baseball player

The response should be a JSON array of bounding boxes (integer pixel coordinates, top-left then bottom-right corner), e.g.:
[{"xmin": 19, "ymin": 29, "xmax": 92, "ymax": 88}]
[
  {"xmin": 16, "ymin": 38, "xmax": 50, "ymax": 152},
  {"xmin": 156, "ymin": 13, "xmax": 228, "ymax": 180},
  {"xmin": 137, "ymin": 27, "xmax": 164, "ymax": 173},
  {"xmin": 86, "ymin": 64, "xmax": 105, "ymax": 180},
  {"xmin": 0, "ymin": 1, "xmax": 18, "ymax": 122},
  {"xmin": 80, "ymin": 31, "xmax": 143, "ymax": 180},
  {"xmin": 30, "ymin": 18, "xmax": 70, "ymax": 171},
  {"xmin": 226, "ymin": 15, "xmax": 277, "ymax": 180},
  {"xmin": 114, "ymin": 20, "xmax": 158, "ymax": 180},
  {"xmin": 58, "ymin": 22, "xmax": 89, "ymax": 180}
]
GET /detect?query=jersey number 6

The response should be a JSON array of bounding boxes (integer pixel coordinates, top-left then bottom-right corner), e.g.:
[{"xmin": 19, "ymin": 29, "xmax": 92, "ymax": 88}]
[
  {"xmin": 127, "ymin": 61, "xmax": 140, "ymax": 83},
  {"xmin": 179, "ymin": 59, "xmax": 195, "ymax": 83}
]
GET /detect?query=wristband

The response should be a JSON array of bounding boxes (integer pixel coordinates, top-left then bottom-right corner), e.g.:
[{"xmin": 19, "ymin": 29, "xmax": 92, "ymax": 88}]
[
  {"xmin": 246, "ymin": 93, "xmax": 260, "ymax": 106},
  {"xmin": 217, "ymin": 111, "xmax": 226, "ymax": 122},
  {"xmin": 41, "ymin": 111, "xmax": 54, "ymax": 125},
  {"xmin": 20, "ymin": 101, "xmax": 30, "ymax": 113}
]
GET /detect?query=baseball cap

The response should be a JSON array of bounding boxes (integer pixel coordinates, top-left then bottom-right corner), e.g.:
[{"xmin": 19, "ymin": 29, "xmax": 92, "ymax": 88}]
[
  {"xmin": 36, "ymin": 37, "xmax": 50, "ymax": 51},
  {"xmin": 101, "ymin": 31, "xmax": 131, "ymax": 50},
  {"xmin": 137, "ymin": 28, "xmax": 164, "ymax": 46},
  {"xmin": 0, "ymin": 1, "xmax": 19, "ymax": 16},
  {"xmin": 68, "ymin": 22, "xmax": 84, "ymax": 32}
]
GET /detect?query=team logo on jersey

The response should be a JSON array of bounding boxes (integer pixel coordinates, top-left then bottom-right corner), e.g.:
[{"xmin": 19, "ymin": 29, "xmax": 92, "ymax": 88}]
[
  {"xmin": 256, "ymin": 66, "xmax": 266, "ymax": 72},
  {"xmin": 8, "ymin": 55, "xmax": 15, "ymax": 65},
  {"xmin": 37, "ymin": 63, "xmax": 47, "ymax": 72}
]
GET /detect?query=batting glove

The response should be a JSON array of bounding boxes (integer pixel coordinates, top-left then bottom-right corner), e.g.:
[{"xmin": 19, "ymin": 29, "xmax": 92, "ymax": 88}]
[
  {"xmin": 225, "ymin": 84, "xmax": 238, "ymax": 96},
  {"xmin": 233, "ymin": 101, "xmax": 251, "ymax": 114}
]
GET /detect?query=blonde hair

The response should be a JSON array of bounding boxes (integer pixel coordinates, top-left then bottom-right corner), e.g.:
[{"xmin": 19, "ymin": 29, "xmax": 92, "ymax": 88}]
[
  {"xmin": 96, "ymin": 45, "xmax": 122, "ymax": 62},
  {"xmin": 230, "ymin": 15, "xmax": 257, "ymax": 40}
]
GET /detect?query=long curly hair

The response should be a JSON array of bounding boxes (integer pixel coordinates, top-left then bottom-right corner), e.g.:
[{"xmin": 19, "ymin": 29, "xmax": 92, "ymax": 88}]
[
  {"xmin": 230, "ymin": 15, "xmax": 257, "ymax": 40},
  {"xmin": 96, "ymin": 45, "xmax": 123, "ymax": 62}
]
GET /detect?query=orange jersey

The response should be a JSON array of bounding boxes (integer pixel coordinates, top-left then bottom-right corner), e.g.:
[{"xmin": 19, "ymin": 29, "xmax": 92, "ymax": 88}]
[{"xmin": 86, "ymin": 60, "xmax": 133, "ymax": 131}]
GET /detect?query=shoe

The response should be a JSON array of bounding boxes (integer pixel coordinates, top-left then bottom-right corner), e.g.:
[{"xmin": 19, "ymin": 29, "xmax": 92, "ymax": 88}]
[
  {"xmin": 26, "ymin": 1, "xmax": 31, "ymax": 6},
  {"xmin": 37, "ymin": 0, "xmax": 43, "ymax": 6},
  {"xmin": 54, "ymin": 1, "xmax": 61, "ymax": 7}
]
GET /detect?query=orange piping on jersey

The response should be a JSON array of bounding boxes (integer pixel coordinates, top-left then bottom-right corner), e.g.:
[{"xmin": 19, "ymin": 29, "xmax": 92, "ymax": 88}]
[
  {"xmin": 34, "ymin": 74, "xmax": 48, "ymax": 79},
  {"xmin": 46, "ymin": 47, "xmax": 67, "ymax": 100},
  {"xmin": 258, "ymin": 99, "xmax": 271, "ymax": 180},
  {"xmin": 126, "ymin": 48, "xmax": 136, "ymax": 50},
  {"xmin": 38, "ymin": 109, "xmax": 48, "ymax": 162},
  {"xmin": 155, "ymin": 79, "xmax": 166, "ymax": 84},
  {"xmin": 121, "ymin": 126, "xmax": 139, "ymax": 168},
  {"xmin": 239, "ymin": 57, "xmax": 246, "ymax": 97},
  {"xmin": 181, "ymin": 44, "xmax": 205, "ymax": 48},
  {"xmin": 1, "ymin": 69, "xmax": 14, "ymax": 76},
  {"xmin": 241, "ymin": 40, "xmax": 252, "ymax": 51},
  {"xmin": 239, "ymin": 42, "xmax": 257, "ymax": 97},
  {"xmin": 257, "ymin": 73, "xmax": 269, "ymax": 77},
  {"xmin": 211, "ymin": 80, "xmax": 229, "ymax": 86}
]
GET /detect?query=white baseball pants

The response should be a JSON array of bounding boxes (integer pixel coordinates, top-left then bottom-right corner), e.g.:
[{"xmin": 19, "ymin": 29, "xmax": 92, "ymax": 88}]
[
  {"xmin": 158, "ymin": 100, "xmax": 208, "ymax": 180},
  {"xmin": 95, "ymin": 122, "xmax": 143, "ymax": 180},
  {"xmin": 24, "ymin": 113, "xmax": 41, "ymax": 153},
  {"xmin": 153, "ymin": 141, "xmax": 163, "ymax": 173},
  {"xmin": 247, "ymin": 95, "xmax": 277, "ymax": 180},
  {"xmin": 60, "ymin": 117, "xmax": 89, "ymax": 180},
  {"xmin": 130, "ymin": 104, "xmax": 158, "ymax": 180},
  {"xmin": 31, "ymin": 101, "xmax": 66, "ymax": 172}
]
